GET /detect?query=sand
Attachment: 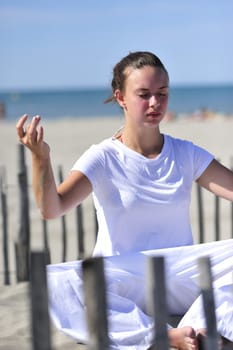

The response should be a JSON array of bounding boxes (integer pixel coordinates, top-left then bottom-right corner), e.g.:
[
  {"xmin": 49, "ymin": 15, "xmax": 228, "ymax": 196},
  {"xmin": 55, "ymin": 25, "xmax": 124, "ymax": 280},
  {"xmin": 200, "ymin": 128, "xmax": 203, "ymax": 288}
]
[{"xmin": 1, "ymin": 113, "xmax": 233, "ymax": 349}]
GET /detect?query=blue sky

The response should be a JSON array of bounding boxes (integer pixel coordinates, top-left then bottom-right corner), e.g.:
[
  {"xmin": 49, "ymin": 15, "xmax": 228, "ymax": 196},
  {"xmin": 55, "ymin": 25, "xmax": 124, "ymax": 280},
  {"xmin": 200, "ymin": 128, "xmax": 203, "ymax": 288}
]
[{"xmin": 0, "ymin": 0, "xmax": 232, "ymax": 90}]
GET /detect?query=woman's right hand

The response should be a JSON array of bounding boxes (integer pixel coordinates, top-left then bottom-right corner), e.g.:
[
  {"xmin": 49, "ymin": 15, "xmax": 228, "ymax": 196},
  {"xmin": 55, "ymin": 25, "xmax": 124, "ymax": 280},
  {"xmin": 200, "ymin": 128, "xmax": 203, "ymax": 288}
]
[{"xmin": 16, "ymin": 114, "xmax": 50, "ymax": 160}]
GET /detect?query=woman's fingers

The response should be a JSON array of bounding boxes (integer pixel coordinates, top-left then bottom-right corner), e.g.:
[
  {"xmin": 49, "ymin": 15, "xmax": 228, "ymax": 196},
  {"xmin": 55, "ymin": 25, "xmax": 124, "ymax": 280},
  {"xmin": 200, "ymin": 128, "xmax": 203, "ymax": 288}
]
[
  {"xmin": 16, "ymin": 114, "xmax": 50, "ymax": 159},
  {"xmin": 26, "ymin": 115, "xmax": 41, "ymax": 139},
  {"xmin": 36, "ymin": 125, "xmax": 44, "ymax": 143},
  {"xmin": 16, "ymin": 114, "xmax": 28, "ymax": 139},
  {"xmin": 16, "ymin": 114, "xmax": 43, "ymax": 147},
  {"xmin": 16, "ymin": 114, "xmax": 44, "ymax": 155}
]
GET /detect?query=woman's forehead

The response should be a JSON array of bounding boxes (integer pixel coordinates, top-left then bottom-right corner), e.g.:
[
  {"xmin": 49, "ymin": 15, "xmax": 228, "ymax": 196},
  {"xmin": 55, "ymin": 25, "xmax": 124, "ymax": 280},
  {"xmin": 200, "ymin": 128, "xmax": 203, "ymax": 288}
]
[{"xmin": 125, "ymin": 66, "xmax": 169, "ymax": 88}]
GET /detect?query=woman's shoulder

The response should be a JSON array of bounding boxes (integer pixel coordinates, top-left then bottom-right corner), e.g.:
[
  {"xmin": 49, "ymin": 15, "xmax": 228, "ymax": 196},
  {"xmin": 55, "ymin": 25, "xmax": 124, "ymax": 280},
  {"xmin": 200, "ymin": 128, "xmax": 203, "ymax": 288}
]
[
  {"xmin": 79, "ymin": 137, "xmax": 119, "ymax": 162},
  {"xmin": 71, "ymin": 138, "xmax": 115, "ymax": 173},
  {"xmin": 86, "ymin": 137, "xmax": 118, "ymax": 155},
  {"xmin": 165, "ymin": 134, "xmax": 194, "ymax": 146},
  {"xmin": 164, "ymin": 134, "xmax": 197, "ymax": 152},
  {"xmin": 164, "ymin": 134, "xmax": 213, "ymax": 164}
]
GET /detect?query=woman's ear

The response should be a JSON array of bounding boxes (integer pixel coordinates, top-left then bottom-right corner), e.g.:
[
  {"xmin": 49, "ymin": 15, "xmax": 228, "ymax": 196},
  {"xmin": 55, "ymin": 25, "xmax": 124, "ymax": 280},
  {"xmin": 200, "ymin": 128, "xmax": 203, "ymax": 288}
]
[{"xmin": 115, "ymin": 89, "xmax": 126, "ymax": 109}]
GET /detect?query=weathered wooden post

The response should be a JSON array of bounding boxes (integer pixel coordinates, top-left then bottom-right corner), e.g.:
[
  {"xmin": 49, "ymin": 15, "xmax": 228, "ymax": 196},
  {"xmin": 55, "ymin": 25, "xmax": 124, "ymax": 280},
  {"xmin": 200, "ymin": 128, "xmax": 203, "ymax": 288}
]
[
  {"xmin": 196, "ymin": 184, "xmax": 204, "ymax": 243},
  {"xmin": 214, "ymin": 195, "xmax": 220, "ymax": 241},
  {"xmin": 15, "ymin": 143, "xmax": 30, "ymax": 281},
  {"xmin": 94, "ymin": 204, "xmax": 98, "ymax": 240},
  {"xmin": 231, "ymin": 196, "xmax": 233, "ymax": 239},
  {"xmin": 214, "ymin": 158, "xmax": 220, "ymax": 241},
  {"xmin": 198, "ymin": 256, "xmax": 219, "ymax": 350},
  {"xmin": 76, "ymin": 204, "xmax": 85, "ymax": 259},
  {"xmin": 0, "ymin": 166, "xmax": 10, "ymax": 285},
  {"xmin": 82, "ymin": 257, "xmax": 109, "ymax": 350},
  {"xmin": 146, "ymin": 256, "xmax": 169, "ymax": 350},
  {"xmin": 231, "ymin": 156, "xmax": 233, "ymax": 238},
  {"xmin": 42, "ymin": 219, "xmax": 51, "ymax": 264},
  {"xmin": 30, "ymin": 251, "xmax": 52, "ymax": 350},
  {"xmin": 58, "ymin": 165, "xmax": 67, "ymax": 262}
]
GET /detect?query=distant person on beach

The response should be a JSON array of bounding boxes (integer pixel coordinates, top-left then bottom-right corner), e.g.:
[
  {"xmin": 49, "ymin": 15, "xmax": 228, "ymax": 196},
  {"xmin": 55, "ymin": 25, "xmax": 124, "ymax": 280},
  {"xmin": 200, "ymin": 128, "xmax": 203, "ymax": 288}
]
[
  {"xmin": 0, "ymin": 102, "xmax": 5, "ymax": 119},
  {"xmin": 16, "ymin": 51, "xmax": 233, "ymax": 349}
]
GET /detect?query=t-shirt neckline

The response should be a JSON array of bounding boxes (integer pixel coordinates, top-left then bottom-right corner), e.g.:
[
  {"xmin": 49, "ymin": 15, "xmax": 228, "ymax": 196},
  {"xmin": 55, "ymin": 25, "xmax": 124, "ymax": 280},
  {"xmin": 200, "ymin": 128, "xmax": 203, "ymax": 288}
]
[{"xmin": 111, "ymin": 134, "xmax": 167, "ymax": 162}]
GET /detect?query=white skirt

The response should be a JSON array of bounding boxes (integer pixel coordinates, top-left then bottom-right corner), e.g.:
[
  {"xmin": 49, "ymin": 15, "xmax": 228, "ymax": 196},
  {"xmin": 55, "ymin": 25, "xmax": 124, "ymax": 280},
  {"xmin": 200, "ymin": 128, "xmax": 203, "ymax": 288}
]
[{"xmin": 47, "ymin": 239, "xmax": 233, "ymax": 348}]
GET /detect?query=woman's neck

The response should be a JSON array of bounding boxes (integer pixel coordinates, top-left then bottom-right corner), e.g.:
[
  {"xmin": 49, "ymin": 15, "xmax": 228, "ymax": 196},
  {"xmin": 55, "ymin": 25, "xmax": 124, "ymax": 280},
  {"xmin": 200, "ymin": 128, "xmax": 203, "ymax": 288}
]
[{"xmin": 119, "ymin": 127, "xmax": 164, "ymax": 159}]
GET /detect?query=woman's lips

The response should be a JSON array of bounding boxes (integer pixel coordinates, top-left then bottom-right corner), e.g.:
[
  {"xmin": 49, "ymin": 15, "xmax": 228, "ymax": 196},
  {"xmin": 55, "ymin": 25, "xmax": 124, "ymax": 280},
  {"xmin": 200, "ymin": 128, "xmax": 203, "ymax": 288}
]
[{"xmin": 146, "ymin": 112, "xmax": 161, "ymax": 118}]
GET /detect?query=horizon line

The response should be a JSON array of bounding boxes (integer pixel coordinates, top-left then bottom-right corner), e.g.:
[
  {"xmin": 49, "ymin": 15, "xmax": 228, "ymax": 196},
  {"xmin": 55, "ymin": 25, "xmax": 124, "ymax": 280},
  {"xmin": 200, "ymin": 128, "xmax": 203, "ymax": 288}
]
[{"xmin": 0, "ymin": 82, "xmax": 233, "ymax": 94}]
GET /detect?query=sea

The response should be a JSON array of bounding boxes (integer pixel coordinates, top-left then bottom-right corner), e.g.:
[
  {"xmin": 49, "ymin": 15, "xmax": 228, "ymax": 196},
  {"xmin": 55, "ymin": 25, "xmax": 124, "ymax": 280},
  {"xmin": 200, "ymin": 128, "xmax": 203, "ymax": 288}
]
[{"xmin": 0, "ymin": 85, "xmax": 232, "ymax": 121}]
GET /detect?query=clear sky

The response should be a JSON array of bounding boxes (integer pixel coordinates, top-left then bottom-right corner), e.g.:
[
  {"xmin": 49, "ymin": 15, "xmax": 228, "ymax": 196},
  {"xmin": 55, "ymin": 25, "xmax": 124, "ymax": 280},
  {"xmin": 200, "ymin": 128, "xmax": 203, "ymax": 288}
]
[{"xmin": 0, "ymin": 0, "xmax": 232, "ymax": 90}]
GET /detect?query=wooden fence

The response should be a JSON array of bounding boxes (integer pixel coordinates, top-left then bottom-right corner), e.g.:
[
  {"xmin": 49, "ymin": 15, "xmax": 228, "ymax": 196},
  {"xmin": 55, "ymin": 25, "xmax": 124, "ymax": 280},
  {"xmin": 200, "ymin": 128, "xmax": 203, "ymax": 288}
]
[
  {"xmin": 1, "ymin": 143, "xmax": 233, "ymax": 285},
  {"xmin": 29, "ymin": 251, "xmax": 232, "ymax": 350},
  {"xmin": 0, "ymin": 144, "xmax": 97, "ymax": 285}
]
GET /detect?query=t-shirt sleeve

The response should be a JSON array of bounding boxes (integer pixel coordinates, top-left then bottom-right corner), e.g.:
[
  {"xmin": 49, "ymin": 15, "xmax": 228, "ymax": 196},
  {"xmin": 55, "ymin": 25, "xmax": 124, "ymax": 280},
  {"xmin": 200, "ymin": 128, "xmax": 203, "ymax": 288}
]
[
  {"xmin": 192, "ymin": 143, "xmax": 214, "ymax": 180},
  {"xmin": 71, "ymin": 145, "xmax": 105, "ymax": 188}
]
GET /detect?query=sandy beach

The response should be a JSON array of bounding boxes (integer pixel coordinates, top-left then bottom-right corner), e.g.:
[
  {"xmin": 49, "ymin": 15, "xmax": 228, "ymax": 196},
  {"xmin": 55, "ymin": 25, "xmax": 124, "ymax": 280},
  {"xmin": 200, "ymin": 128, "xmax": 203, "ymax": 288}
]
[{"xmin": 1, "ymin": 114, "xmax": 233, "ymax": 349}]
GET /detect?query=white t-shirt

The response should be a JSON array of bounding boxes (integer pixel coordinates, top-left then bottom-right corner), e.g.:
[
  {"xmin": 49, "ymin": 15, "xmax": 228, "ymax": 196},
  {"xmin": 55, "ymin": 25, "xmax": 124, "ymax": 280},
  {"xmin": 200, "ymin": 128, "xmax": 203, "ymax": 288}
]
[{"xmin": 71, "ymin": 134, "xmax": 214, "ymax": 256}]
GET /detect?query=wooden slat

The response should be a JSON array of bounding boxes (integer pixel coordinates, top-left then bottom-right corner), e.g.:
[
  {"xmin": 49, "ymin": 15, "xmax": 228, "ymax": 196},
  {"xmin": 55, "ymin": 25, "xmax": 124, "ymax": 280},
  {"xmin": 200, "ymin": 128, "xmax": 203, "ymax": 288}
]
[
  {"xmin": 198, "ymin": 256, "xmax": 218, "ymax": 350},
  {"xmin": 82, "ymin": 257, "xmax": 109, "ymax": 350},
  {"xmin": 30, "ymin": 251, "xmax": 52, "ymax": 350},
  {"xmin": 15, "ymin": 144, "xmax": 30, "ymax": 281},
  {"xmin": 58, "ymin": 165, "xmax": 67, "ymax": 262},
  {"xmin": 0, "ymin": 167, "xmax": 10, "ymax": 285},
  {"xmin": 214, "ymin": 196, "xmax": 220, "ymax": 241},
  {"xmin": 146, "ymin": 256, "xmax": 169, "ymax": 350},
  {"xmin": 42, "ymin": 219, "xmax": 51, "ymax": 264},
  {"xmin": 196, "ymin": 184, "xmax": 204, "ymax": 243},
  {"xmin": 76, "ymin": 204, "xmax": 85, "ymax": 259}
]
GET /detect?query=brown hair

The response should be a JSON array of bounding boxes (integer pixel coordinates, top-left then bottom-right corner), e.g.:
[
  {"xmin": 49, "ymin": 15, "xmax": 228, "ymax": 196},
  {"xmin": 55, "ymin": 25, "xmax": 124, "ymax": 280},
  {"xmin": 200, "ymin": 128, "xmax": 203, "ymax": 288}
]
[{"xmin": 104, "ymin": 51, "xmax": 169, "ymax": 104}]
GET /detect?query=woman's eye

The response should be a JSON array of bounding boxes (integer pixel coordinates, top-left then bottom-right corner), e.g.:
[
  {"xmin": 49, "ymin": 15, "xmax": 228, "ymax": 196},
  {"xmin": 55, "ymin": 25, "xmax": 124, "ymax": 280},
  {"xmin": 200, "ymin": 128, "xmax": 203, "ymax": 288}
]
[{"xmin": 138, "ymin": 93, "xmax": 150, "ymax": 99}]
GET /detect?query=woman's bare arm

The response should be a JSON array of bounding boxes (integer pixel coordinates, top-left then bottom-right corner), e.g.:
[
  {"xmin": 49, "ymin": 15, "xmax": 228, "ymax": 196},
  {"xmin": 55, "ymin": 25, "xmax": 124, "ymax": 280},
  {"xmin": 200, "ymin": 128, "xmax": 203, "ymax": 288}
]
[
  {"xmin": 197, "ymin": 159, "xmax": 233, "ymax": 201},
  {"xmin": 16, "ymin": 114, "xmax": 92, "ymax": 219}
]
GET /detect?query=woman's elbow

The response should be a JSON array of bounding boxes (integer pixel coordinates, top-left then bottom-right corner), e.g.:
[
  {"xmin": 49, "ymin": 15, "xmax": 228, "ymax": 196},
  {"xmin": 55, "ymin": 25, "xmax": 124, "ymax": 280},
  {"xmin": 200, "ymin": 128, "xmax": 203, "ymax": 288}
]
[{"xmin": 40, "ymin": 206, "xmax": 62, "ymax": 220}]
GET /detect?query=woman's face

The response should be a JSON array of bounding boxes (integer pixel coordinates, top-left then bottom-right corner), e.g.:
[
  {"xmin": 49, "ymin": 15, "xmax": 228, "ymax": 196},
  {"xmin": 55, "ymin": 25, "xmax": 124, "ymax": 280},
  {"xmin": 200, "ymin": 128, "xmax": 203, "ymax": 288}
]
[{"xmin": 117, "ymin": 65, "xmax": 169, "ymax": 129}]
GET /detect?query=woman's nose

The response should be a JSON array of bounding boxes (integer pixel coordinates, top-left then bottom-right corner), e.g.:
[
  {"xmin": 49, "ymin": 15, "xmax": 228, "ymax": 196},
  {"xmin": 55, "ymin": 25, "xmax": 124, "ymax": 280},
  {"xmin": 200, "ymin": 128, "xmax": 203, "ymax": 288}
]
[{"xmin": 149, "ymin": 95, "xmax": 159, "ymax": 107}]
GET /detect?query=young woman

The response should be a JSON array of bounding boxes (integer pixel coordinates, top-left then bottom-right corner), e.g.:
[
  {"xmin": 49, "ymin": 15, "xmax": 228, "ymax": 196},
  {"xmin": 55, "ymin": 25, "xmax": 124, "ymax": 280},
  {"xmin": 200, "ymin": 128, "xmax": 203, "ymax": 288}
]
[{"xmin": 16, "ymin": 51, "xmax": 233, "ymax": 349}]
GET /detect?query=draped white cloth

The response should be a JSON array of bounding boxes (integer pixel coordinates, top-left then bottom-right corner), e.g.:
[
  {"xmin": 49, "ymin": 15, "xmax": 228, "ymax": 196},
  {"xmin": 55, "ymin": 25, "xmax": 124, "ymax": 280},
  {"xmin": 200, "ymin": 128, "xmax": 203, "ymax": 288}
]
[{"xmin": 47, "ymin": 239, "xmax": 233, "ymax": 348}]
